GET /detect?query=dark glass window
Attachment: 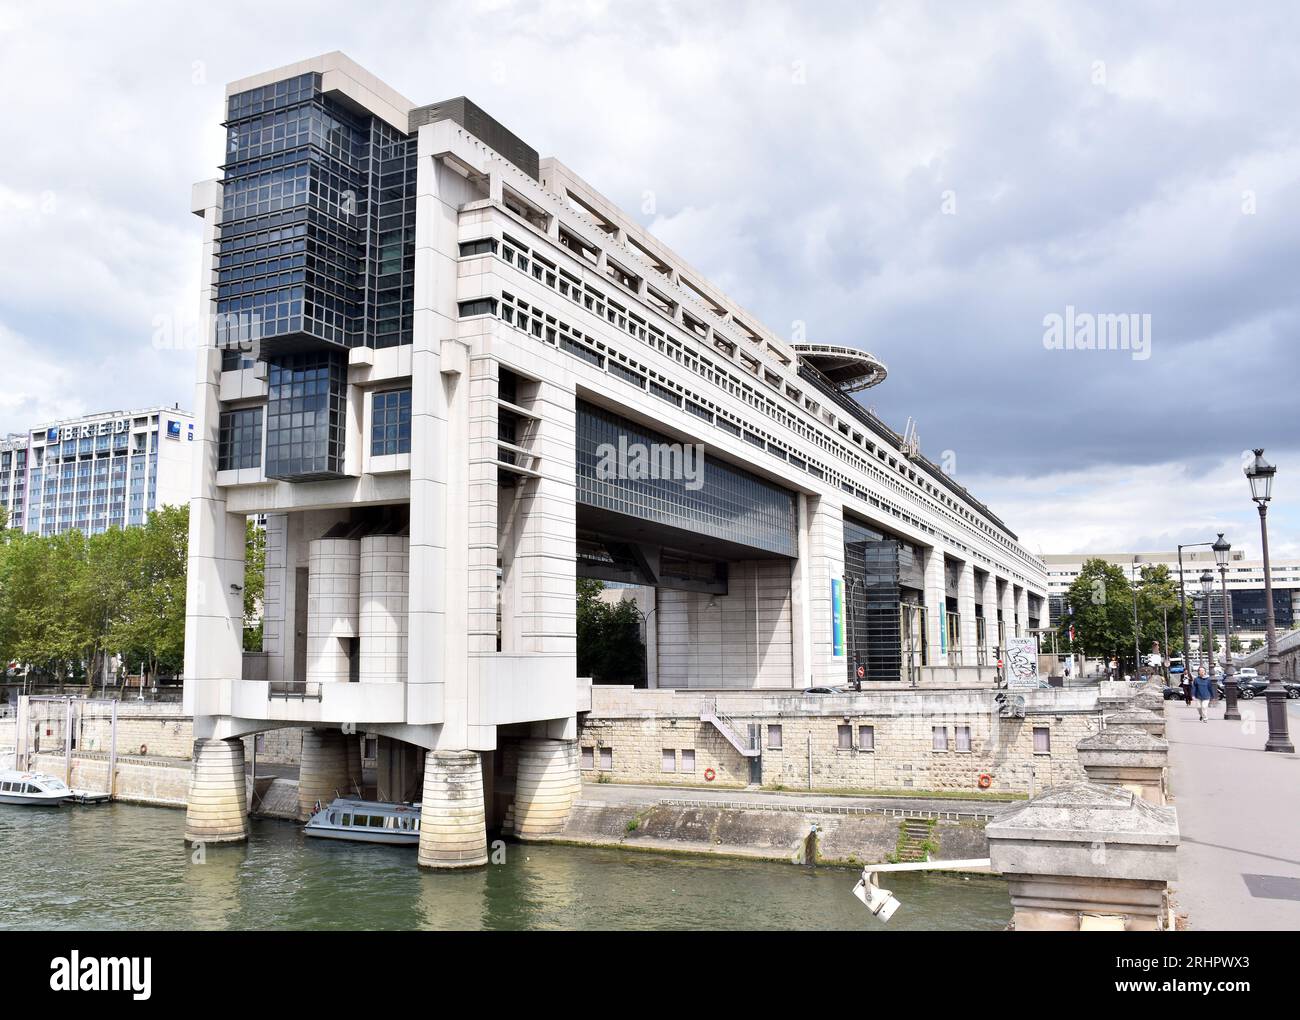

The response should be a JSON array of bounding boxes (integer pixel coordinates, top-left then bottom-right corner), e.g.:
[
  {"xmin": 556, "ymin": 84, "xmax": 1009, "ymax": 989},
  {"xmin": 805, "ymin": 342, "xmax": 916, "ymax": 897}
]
[
  {"xmin": 264, "ymin": 352, "xmax": 347, "ymax": 480},
  {"xmin": 218, "ymin": 408, "xmax": 263, "ymax": 471},
  {"xmin": 371, "ymin": 389, "xmax": 412, "ymax": 456},
  {"xmin": 575, "ymin": 401, "xmax": 796, "ymax": 558}
]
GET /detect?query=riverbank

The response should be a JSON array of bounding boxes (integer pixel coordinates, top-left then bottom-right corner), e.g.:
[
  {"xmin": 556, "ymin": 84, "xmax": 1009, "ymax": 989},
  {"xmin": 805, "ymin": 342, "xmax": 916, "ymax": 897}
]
[{"xmin": 520, "ymin": 781, "xmax": 1005, "ymax": 869}]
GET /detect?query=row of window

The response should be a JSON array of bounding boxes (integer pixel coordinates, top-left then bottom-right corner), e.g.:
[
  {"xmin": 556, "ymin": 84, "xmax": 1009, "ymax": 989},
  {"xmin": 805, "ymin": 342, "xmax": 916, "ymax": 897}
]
[{"xmin": 218, "ymin": 387, "xmax": 412, "ymax": 472}]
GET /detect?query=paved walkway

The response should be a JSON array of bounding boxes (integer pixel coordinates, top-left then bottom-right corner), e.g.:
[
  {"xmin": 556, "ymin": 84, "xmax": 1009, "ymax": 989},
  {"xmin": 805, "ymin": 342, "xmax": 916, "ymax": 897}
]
[{"xmin": 1166, "ymin": 695, "xmax": 1300, "ymax": 930}]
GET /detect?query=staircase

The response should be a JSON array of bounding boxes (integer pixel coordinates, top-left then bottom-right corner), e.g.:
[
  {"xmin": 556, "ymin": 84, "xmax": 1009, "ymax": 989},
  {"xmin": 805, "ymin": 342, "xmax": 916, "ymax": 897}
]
[
  {"xmin": 700, "ymin": 703, "xmax": 761, "ymax": 758},
  {"xmin": 895, "ymin": 818, "xmax": 935, "ymax": 862}
]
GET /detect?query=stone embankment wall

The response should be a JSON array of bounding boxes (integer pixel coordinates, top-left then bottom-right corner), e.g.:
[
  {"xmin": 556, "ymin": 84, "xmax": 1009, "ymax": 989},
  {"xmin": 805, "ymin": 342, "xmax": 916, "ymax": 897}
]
[
  {"xmin": 551, "ymin": 795, "xmax": 994, "ymax": 867},
  {"xmin": 579, "ymin": 687, "xmax": 1099, "ymax": 796}
]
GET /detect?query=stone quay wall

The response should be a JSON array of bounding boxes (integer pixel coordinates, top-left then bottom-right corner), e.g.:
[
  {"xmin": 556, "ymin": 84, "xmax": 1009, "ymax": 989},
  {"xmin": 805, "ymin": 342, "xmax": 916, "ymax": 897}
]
[{"xmin": 579, "ymin": 686, "xmax": 1099, "ymax": 797}]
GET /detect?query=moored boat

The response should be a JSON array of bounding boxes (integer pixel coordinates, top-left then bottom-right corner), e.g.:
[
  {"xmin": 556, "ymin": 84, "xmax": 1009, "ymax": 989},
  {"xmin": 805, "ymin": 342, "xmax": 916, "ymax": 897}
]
[
  {"xmin": 0, "ymin": 769, "xmax": 73, "ymax": 806},
  {"xmin": 304, "ymin": 797, "xmax": 421, "ymax": 846}
]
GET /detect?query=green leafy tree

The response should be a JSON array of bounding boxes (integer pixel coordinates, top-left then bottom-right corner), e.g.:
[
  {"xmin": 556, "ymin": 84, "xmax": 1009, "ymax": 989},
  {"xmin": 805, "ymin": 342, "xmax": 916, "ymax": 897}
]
[
  {"xmin": 110, "ymin": 506, "xmax": 189, "ymax": 677},
  {"xmin": 1134, "ymin": 563, "xmax": 1183, "ymax": 662},
  {"xmin": 1058, "ymin": 559, "xmax": 1137, "ymax": 664},
  {"xmin": 243, "ymin": 519, "xmax": 266, "ymax": 651},
  {"xmin": 577, "ymin": 578, "xmax": 647, "ymax": 686}
]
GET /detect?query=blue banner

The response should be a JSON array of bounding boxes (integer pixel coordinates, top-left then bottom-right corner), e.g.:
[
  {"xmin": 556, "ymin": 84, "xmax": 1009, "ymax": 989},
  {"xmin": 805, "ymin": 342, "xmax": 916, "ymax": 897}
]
[{"xmin": 831, "ymin": 577, "xmax": 845, "ymax": 658}]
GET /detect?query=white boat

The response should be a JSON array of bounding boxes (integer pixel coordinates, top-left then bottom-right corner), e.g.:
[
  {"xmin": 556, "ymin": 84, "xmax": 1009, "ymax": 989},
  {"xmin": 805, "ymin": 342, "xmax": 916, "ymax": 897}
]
[
  {"xmin": 304, "ymin": 797, "xmax": 421, "ymax": 846},
  {"xmin": 0, "ymin": 769, "xmax": 73, "ymax": 806}
]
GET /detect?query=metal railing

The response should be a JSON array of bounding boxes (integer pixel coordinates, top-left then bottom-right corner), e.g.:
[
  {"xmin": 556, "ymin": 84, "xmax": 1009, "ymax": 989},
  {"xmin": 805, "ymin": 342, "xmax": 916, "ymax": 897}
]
[{"xmin": 268, "ymin": 680, "xmax": 322, "ymax": 701}]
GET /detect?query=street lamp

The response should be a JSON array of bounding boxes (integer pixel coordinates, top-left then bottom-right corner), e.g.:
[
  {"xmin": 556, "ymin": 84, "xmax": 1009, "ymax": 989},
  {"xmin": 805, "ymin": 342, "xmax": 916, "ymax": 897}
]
[
  {"xmin": 1245, "ymin": 449, "xmax": 1293, "ymax": 753},
  {"xmin": 1199, "ymin": 570, "xmax": 1214, "ymax": 679},
  {"xmin": 1213, "ymin": 533, "xmax": 1239, "ymax": 721}
]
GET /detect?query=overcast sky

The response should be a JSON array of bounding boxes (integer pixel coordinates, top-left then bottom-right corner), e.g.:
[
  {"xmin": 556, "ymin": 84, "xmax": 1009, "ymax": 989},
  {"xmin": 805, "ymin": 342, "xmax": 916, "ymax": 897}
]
[{"xmin": 1, "ymin": 0, "xmax": 1296, "ymax": 558}]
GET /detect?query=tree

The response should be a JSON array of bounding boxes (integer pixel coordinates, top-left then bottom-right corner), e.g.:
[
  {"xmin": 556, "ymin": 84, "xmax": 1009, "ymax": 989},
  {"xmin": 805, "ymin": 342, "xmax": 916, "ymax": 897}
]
[
  {"xmin": 110, "ymin": 506, "xmax": 189, "ymax": 678},
  {"xmin": 1058, "ymin": 559, "xmax": 1137, "ymax": 664},
  {"xmin": 1134, "ymin": 563, "xmax": 1183, "ymax": 662},
  {"xmin": 577, "ymin": 578, "xmax": 647, "ymax": 686},
  {"xmin": 243, "ymin": 519, "xmax": 265, "ymax": 651}
]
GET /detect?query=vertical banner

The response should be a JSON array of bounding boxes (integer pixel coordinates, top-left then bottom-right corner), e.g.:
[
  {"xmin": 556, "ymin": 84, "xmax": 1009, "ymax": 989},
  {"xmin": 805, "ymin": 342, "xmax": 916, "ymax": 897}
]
[
  {"xmin": 831, "ymin": 577, "xmax": 845, "ymax": 658},
  {"xmin": 939, "ymin": 602, "xmax": 947, "ymax": 658}
]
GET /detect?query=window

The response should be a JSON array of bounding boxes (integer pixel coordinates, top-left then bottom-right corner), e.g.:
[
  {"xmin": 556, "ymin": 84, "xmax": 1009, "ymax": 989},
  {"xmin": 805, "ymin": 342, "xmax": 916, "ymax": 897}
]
[
  {"xmin": 932, "ymin": 726, "xmax": 949, "ymax": 751},
  {"xmin": 581, "ymin": 746, "xmax": 594, "ymax": 770},
  {"xmin": 458, "ymin": 298, "xmax": 497, "ymax": 317},
  {"xmin": 371, "ymin": 389, "xmax": 411, "ymax": 456},
  {"xmin": 1034, "ymin": 727, "xmax": 1051, "ymax": 754},
  {"xmin": 599, "ymin": 747, "xmax": 613, "ymax": 770},
  {"xmin": 858, "ymin": 725, "xmax": 874, "ymax": 751},
  {"xmin": 661, "ymin": 749, "xmax": 676, "ymax": 773},
  {"xmin": 955, "ymin": 725, "xmax": 972, "ymax": 752},
  {"xmin": 458, "ymin": 238, "xmax": 497, "ymax": 257},
  {"xmin": 218, "ymin": 408, "xmax": 262, "ymax": 471},
  {"xmin": 681, "ymin": 749, "xmax": 695, "ymax": 773},
  {"xmin": 767, "ymin": 724, "xmax": 783, "ymax": 750},
  {"xmin": 838, "ymin": 724, "xmax": 853, "ymax": 750}
]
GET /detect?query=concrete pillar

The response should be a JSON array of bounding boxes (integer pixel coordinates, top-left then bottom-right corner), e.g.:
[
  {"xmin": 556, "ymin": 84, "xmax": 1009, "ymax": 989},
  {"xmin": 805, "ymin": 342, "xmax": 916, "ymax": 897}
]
[
  {"xmin": 957, "ymin": 561, "xmax": 977, "ymax": 667},
  {"xmin": 299, "ymin": 728, "xmax": 353, "ymax": 819},
  {"xmin": 1015, "ymin": 585, "xmax": 1029, "ymax": 638},
  {"xmin": 1105, "ymin": 707, "xmax": 1165, "ymax": 739},
  {"xmin": 513, "ymin": 738, "xmax": 580, "ymax": 838},
  {"xmin": 306, "ymin": 537, "xmax": 360, "ymax": 684},
  {"xmin": 987, "ymin": 781, "xmax": 1179, "ymax": 931},
  {"xmin": 924, "ymin": 547, "xmax": 946, "ymax": 666},
  {"xmin": 999, "ymin": 580, "xmax": 1015, "ymax": 650},
  {"xmin": 807, "ymin": 496, "xmax": 845, "ymax": 686},
  {"xmin": 1077, "ymin": 728, "xmax": 1170, "ymax": 805},
  {"xmin": 417, "ymin": 750, "xmax": 488, "ymax": 868},
  {"xmin": 358, "ymin": 535, "xmax": 409, "ymax": 682},
  {"xmin": 184, "ymin": 738, "xmax": 249, "ymax": 844},
  {"xmin": 980, "ymin": 571, "xmax": 998, "ymax": 666}
]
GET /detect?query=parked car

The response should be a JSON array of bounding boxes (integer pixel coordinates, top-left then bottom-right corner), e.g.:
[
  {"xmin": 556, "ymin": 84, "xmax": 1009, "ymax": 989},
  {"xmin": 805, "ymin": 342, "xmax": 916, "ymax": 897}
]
[
  {"xmin": 1216, "ymin": 676, "xmax": 1269, "ymax": 699},
  {"xmin": 1161, "ymin": 684, "xmax": 1187, "ymax": 701},
  {"xmin": 1236, "ymin": 668, "xmax": 1260, "ymax": 680}
]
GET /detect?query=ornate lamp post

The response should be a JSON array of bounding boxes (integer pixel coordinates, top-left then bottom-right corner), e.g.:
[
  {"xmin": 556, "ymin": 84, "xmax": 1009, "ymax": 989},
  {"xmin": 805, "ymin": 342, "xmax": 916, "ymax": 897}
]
[
  {"xmin": 1245, "ymin": 449, "xmax": 1293, "ymax": 753},
  {"xmin": 1199, "ymin": 570, "xmax": 1215, "ymax": 681},
  {"xmin": 1213, "ymin": 533, "xmax": 1239, "ymax": 720}
]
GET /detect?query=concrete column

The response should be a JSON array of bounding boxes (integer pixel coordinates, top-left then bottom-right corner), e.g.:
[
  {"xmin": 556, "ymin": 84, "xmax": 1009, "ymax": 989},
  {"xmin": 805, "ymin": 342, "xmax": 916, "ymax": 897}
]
[
  {"xmin": 807, "ymin": 496, "xmax": 844, "ymax": 686},
  {"xmin": 924, "ymin": 547, "xmax": 946, "ymax": 666},
  {"xmin": 306, "ymin": 538, "xmax": 360, "ymax": 684},
  {"xmin": 358, "ymin": 535, "xmax": 409, "ymax": 682},
  {"xmin": 513, "ymin": 738, "xmax": 580, "ymax": 838},
  {"xmin": 999, "ymin": 580, "xmax": 1015, "ymax": 650},
  {"xmin": 980, "ymin": 572, "xmax": 998, "ymax": 665},
  {"xmin": 957, "ymin": 561, "xmax": 977, "ymax": 667},
  {"xmin": 298, "ymin": 728, "xmax": 353, "ymax": 819},
  {"xmin": 417, "ymin": 750, "xmax": 488, "ymax": 869},
  {"xmin": 987, "ymin": 782, "xmax": 1178, "ymax": 931},
  {"xmin": 1016, "ymin": 586, "xmax": 1030, "ymax": 638},
  {"xmin": 184, "ymin": 738, "xmax": 249, "ymax": 844}
]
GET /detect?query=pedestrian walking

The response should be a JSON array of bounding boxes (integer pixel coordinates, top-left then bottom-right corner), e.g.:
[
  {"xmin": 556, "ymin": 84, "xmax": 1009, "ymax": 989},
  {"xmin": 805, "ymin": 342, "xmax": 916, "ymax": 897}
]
[
  {"xmin": 1181, "ymin": 671, "xmax": 1192, "ymax": 705},
  {"xmin": 1192, "ymin": 667, "xmax": 1214, "ymax": 722}
]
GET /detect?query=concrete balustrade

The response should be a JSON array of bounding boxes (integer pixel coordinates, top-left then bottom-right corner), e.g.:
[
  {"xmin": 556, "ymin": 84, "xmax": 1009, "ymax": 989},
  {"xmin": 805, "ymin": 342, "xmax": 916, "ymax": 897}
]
[
  {"xmin": 417, "ymin": 750, "xmax": 488, "ymax": 869},
  {"xmin": 1077, "ymin": 727, "xmax": 1169, "ymax": 804},
  {"xmin": 513, "ymin": 738, "xmax": 581, "ymax": 838},
  {"xmin": 1104, "ymin": 707, "xmax": 1165, "ymax": 739},
  {"xmin": 184, "ymin": 738, "xmax": 249, "ymax": 844},
  {"xmin": 986, "ymin": 781, "xmax": 1179, "ymax": 931}
]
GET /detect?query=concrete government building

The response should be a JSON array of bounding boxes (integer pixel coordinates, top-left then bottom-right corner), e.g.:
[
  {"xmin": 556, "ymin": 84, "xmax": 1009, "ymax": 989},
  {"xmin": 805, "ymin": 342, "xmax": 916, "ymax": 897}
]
[{"xmin": 183, "ymin": 53, "xmax": 1049, "ymax": 866}]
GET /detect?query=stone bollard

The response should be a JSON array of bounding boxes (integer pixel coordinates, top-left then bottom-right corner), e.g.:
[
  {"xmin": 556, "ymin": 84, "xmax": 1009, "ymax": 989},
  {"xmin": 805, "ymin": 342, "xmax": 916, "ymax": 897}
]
[
  {"xmin": 1132, "ymin": 682, "xmax": 1166, "ymax": 715},
  {"xmin": 1104, "ymin": 707, "xmax": 1165, "ymax": 739},
  {"xmin": 1076, "ymin": 727, "xmax": 1169, "ymax": 805},
  {"xmin": 1097, "ymin": 680, "xmax": 1133, "ymax": 715},
  {"xmin": 987, "ymin": 782, "xmax": 1178, "ymax": 931}
]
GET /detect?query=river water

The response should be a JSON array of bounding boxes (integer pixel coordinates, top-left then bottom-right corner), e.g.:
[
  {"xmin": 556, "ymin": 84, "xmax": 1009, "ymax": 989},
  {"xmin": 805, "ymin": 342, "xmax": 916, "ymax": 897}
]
[{"xmin": 0, "ymin": 803, "xmax": 1011, "ymax": 930}]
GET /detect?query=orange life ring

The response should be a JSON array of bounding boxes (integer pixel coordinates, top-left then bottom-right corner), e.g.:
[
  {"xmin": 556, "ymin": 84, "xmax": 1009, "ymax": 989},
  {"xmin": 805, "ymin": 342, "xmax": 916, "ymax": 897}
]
[
  {"xmin": 703, "ymin": 767, "xmax": 716, "ymax": 782},
  {"xmin": 977, "ymin": 773, "xmax": 992, "ymax": 789}
]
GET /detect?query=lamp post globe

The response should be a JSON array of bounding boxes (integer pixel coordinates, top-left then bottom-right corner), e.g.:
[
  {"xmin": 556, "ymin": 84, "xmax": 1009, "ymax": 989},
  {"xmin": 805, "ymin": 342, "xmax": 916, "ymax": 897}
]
[{"xmin": 1245, "ymin": 449, "xmax": 1293, "ymax": 753}]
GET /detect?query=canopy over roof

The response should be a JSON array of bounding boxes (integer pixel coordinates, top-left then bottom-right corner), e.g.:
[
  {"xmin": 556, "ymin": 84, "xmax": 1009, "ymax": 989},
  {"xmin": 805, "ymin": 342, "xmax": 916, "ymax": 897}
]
[{"xmin": 792, "ymin": 343, "xmax": 887, "ymax": 392}]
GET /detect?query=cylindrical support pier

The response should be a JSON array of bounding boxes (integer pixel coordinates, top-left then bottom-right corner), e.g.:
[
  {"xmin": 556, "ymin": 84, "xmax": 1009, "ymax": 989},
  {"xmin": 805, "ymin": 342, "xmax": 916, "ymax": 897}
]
[
  {"xmin": 184, "ymin": 738, "xmax": 249, "ymax": 845},
  {"xmin": 513, "ymin": 738, "xmax": 581, "ymax": 839},
  {"xmin": 417, "ymin": 750, "xmax": 488, "ymax": 869},
  {"xmin": 359, "ymin": 535, "xmax": 409, "ymax": 682},
  {"xmin": 306, "ymin": 537, "xmax": 360, "ymax": 684},
  {"xmin": 299, "ymin": 728, "xmax": 354, "ymax": 820}
]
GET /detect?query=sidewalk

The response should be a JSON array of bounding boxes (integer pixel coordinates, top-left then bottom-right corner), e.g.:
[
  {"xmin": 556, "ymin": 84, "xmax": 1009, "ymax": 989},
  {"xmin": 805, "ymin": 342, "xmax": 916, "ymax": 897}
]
[{"xmin": 1166, "ymin": 696, "xmax": 1300, "ymax": 930}]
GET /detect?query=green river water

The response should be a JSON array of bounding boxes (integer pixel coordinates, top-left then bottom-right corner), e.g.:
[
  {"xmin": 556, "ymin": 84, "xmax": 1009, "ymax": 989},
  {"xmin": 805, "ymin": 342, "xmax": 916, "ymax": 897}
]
[{"xmin": 0, "ymin": 802, "xmax": 1011, "ymax": 930}]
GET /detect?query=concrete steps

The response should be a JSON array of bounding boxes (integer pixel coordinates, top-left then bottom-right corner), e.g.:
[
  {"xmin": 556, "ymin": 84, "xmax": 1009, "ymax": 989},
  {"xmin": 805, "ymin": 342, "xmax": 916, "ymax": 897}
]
[{"xmin": 895, "ymin": 819, "xmax": 934, "ymax": 862}]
